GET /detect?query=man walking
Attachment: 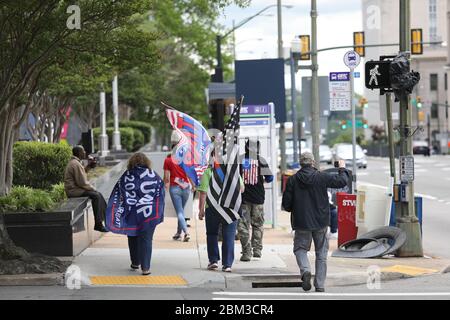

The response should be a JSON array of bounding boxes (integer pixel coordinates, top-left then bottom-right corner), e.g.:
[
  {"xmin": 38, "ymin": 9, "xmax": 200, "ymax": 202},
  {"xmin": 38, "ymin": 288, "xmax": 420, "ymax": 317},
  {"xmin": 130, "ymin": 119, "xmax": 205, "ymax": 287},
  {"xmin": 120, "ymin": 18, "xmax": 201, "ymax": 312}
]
[
  {"xmin": 64, "ymin": 145, "xmax": 108, "ymax": 232},
  {"xmin": 238, "ymin": 140, "xmax": 273, "ymax": 261},
  {"xmin": 282, "ymin": 152, "xmax": 348, "ymax": 292}
]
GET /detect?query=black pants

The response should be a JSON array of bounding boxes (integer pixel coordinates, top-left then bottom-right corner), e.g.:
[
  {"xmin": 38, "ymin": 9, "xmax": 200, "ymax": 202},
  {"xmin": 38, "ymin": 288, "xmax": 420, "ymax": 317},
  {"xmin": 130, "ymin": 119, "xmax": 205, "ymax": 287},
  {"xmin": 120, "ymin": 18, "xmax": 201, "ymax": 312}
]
[{"xmin": 81, "ymin": 191, "xmax": 107, "ymax": 227}]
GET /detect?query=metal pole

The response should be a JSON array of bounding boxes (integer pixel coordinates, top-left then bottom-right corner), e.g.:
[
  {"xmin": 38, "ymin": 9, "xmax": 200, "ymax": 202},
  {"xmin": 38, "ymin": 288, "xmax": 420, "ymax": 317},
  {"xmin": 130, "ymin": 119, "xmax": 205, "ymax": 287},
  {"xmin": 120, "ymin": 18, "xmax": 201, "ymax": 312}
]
[
  {"xmin": 397, "ymin": 0, "xmax": 423, "ymax": 257},
  {"xmin": 350, "ymin": 68, "xmax": 357, "ymax": 192},
  {"xmin": 311, "ymin": 0, "xmax": 320, "ymax": 168},
  {"xmin": 290, "ymin": 52, "xmax": 299, "ymax": 164},
  {"xmin": 386, "ymin": 93, "xmax": 396, "ymax": 183},
  {"xmin": 216, "ymin": 35, "xmax": 223, "ymax": 82},
  {"xmin": 278, "ymin": 0, "xmax": 287, "ymax": 172},
  {"xmin": 112, "ymin": 75, "xmax": 121, "ymax": 151},
  {"xmin": 98, "ymin": 86, "xmax": 109, "ymax": 157}
]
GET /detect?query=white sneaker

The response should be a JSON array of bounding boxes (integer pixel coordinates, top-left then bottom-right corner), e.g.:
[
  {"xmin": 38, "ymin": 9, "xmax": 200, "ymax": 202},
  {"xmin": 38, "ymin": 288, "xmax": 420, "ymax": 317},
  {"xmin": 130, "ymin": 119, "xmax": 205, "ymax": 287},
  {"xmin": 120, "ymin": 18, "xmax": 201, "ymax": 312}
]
[{"xmin": 329, "ymin": 232, "xmax": 338, "ymax": 239}]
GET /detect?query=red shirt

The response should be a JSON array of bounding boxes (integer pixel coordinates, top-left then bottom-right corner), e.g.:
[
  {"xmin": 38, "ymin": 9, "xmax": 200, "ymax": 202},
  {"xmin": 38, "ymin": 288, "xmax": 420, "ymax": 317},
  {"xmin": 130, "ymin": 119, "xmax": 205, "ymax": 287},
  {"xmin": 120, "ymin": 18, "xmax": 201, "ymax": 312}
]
[{"xmin": 163, "ymin": 155, "xmax": 189, "ymax": 187}]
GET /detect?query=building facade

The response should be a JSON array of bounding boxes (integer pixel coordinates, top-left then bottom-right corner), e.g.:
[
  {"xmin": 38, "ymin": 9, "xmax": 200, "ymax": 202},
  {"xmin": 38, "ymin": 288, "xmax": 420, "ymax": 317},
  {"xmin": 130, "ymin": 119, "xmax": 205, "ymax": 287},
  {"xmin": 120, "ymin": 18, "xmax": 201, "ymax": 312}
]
[{"xmin": 362, "ymin": 0, "xmax": 450, "ymax": 153}]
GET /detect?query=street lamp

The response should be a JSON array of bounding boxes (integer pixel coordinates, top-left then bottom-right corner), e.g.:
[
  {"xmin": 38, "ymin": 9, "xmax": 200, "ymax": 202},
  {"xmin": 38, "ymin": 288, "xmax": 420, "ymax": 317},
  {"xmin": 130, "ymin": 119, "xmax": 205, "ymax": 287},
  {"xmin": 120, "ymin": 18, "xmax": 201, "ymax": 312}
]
[{"xmin": 212, "ymin": 4, "xmax": 293, "ymax": 83}]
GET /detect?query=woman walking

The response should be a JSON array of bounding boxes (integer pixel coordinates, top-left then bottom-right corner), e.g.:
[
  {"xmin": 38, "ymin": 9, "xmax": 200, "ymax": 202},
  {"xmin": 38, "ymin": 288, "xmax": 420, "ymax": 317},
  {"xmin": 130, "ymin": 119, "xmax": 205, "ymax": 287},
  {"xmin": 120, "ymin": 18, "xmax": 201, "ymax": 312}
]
[
  {"xmin": 164, "ymin": 145, "xmax": 194, "ymax": 242},
  {"xmin": 106, "ymin": 153, "xmax": 165, "ymax": 275}
]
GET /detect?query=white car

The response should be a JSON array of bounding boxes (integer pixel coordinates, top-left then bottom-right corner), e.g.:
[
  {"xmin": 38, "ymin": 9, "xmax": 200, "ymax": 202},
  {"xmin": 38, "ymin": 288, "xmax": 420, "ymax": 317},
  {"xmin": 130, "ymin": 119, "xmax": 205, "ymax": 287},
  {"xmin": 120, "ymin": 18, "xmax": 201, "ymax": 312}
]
[
  {"xmin": 319, "ymin": 145, "xmax": 333, "ymax": 164},
  {"xmin": 332, "ymin": 143, "xmax": 368, "ymax": 169}
]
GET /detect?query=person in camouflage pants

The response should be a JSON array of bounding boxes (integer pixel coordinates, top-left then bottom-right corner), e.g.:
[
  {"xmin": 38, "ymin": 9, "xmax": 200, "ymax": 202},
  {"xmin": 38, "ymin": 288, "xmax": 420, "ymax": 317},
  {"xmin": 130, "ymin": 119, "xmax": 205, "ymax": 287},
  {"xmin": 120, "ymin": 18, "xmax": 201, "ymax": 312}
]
[
  {"xmin": 238, "ymin": 203, "xmax": 265, "ymax": 259},
  {"xmin": 238, "ymin": 139, "xmax": 273, "ymax": 261}
]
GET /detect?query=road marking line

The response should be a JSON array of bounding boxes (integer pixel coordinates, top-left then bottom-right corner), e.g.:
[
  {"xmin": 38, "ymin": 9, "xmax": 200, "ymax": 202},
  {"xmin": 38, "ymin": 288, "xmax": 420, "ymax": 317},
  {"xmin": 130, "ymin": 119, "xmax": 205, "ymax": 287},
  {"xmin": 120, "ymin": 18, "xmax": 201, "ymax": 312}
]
[
  {"xmin": 381, "ymin": 265, "xmax": 439, "ymax": 276},
  {"xmin": 212, "ymin": 292, "xmax": 450, "ymax": 297},
  {"xmin": 90, "ymin": 275, "xmax": 187, "ymax": 285},
  {"xmin": 442, "ymin": 168, "xmax": 450, "ymax": 171},
  {"xmin": 415, "ymin": 193, "xmax": 438, "ymax": 201}
]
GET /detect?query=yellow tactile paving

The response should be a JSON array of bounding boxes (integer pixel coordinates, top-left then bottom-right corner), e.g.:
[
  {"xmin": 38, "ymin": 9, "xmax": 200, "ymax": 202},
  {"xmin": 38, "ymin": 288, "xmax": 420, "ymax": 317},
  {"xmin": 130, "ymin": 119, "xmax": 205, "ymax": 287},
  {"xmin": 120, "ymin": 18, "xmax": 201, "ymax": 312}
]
[
  {"xmin": 90, "ymin": 275, "xmax": 188, "ymax": 286},
  {"xmin": 381, "ymin": 265, "xmax": 439, "ymax": 276}
]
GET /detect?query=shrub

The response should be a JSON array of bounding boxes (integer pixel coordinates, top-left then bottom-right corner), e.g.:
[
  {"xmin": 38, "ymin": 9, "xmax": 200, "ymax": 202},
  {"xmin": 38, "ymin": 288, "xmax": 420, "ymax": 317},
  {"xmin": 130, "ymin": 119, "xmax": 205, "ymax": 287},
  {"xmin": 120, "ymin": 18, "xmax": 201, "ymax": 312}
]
[
  {"xmin": 130, "ymin": 128, "xmax": 144, "ymax": 151},
  {"xmin": 13, "ymin": 141, "xmax": 72, "ymax": 190},
  {"xmin": 93, "ymin": 127, "xmax": 135, "ymax": 152},
  {"xmin": 0, "ymin": 186, "xmax": 56, "ymax": 213},
  {"xmin": 107, "ymin": 120, "xmax": 152, "ymax": 142},
  {"xmin": 50, "ymin": 183, "xmax": 67, "ymax": 203}
]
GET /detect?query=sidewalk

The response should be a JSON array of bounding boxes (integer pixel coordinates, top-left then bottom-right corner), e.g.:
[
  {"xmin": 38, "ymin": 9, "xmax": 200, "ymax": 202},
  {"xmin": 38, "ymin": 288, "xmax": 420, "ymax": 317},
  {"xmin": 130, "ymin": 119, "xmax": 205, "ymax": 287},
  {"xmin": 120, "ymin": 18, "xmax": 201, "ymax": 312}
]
[{"xmin": 72, "ymin": 204, "xmax": 450, "ymax": 289}]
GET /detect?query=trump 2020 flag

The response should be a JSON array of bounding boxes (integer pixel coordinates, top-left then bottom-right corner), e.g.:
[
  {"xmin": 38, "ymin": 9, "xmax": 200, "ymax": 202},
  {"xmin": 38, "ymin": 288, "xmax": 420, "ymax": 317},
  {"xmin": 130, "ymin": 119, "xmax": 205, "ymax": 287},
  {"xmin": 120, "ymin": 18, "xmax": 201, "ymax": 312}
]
[
  {"xmin": 106, "ymin": 166, "xmax": 165, "ymax": 236},
  {"xmin": 165, "ymin": 105, "xmax": 211, "ymax": 186}
]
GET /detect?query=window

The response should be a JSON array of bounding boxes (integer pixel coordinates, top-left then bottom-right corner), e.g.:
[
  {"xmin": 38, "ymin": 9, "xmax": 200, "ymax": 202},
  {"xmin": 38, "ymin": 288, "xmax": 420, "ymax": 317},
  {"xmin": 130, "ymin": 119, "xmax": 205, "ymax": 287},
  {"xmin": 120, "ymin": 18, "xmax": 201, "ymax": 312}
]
[
  {"xmin": 429, "ymin": 0, "xmax": 438, "ymax": 44},
  {"xmin": 431, "ymin": 103, "xmax": 438, "ymax": 118},
  {"xmin": 430, "ymin": 74, "xmax": 438, "ymax": 91}
]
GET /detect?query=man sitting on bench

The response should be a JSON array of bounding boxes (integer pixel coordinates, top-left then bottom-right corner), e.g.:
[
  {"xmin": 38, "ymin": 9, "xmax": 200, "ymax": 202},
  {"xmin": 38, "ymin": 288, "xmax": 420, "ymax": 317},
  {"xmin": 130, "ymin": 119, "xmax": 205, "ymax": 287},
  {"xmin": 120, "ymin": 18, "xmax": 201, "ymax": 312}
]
[{"xmin": 64, "ymin": 145, "xmax": 108, "ymax": 233}]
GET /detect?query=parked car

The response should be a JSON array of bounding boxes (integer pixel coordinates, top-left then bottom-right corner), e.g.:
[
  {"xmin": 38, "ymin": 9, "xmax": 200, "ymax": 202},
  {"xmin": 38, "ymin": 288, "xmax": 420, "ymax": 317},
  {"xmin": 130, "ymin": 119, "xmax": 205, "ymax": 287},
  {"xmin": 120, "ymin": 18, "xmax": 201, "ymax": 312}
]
[
  {"xmin": 332, "ymin": 143, "xmax": 368, "ymax": 169},
  {"xmin": 413, "ymin": 141, "xmax": 430, "ymax": 156},
  {"xmin": 319, "ymin": 145, "xmax": 333, "ymax": 164}
]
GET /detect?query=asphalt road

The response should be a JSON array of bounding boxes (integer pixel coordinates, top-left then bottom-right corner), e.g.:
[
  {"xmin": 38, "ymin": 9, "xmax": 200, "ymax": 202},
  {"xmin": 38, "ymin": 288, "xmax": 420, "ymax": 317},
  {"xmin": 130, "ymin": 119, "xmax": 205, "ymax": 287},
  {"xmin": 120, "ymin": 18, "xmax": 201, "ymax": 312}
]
[
  {"xmin": 341, "ymin": 155, "xmax": 450, "ymax": 259},
  {"xmin": 1, "ymin": 272, "xmax": 450, "ymax": 300}
]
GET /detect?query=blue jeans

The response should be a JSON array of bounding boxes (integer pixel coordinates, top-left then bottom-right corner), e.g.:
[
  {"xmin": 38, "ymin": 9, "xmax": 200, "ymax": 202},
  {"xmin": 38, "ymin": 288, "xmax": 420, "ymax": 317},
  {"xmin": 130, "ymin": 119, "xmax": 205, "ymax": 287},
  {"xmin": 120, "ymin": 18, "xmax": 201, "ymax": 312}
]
[
  {"xmin": 169, "ymin": 186, "xmax": 190, "ymax": 234},
  {"xmin": 128, "ymin": 226, "xmax": 156, "ymax": 271},
  {"xmin": 205, "ymin": 207, "xmax": 238, "ymax": 268},
  {"xmin": 330, "ymin": 206, "xmax": 338, "ymax": 234}
]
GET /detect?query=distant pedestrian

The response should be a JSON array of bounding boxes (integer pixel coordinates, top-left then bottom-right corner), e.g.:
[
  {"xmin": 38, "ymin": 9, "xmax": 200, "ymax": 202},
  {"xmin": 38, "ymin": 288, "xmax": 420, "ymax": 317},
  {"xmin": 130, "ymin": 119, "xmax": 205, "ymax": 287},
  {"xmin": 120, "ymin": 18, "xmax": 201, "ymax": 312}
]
[
  {"xmin": 238, "ymin": 139, "xmax": 273, "ymax": 261},
  {"xmin": 64, "ymin": 145, "xmax": 108, "ymax": 233},
  {"xmin": 282, "ymin": 153, "xmax": 349, "ymax": 292},
  {"xmin": 106, "ymin": 152, "xmax": 165, "ymax": 276},
  {"xmin": 164, "ymin": 144, "xmax": 194, "ymax": 242}
]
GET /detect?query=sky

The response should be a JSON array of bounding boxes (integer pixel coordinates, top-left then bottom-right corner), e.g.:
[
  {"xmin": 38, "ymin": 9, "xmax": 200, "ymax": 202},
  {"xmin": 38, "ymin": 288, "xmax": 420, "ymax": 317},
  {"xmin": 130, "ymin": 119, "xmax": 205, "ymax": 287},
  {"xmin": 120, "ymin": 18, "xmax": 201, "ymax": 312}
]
[{"xmin": 218, "ymin": 0, "xmax": 365, "ymax": 94}]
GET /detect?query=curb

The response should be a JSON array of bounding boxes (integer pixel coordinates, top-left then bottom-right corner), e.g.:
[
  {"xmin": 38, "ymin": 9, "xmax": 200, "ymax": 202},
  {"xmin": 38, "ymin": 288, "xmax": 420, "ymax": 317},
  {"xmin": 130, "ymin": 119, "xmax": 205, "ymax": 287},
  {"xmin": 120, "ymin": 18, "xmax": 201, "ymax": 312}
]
[
  {"xmin": 0, "ymin": 273, "xmax": 65, "ymax": 286},
  {"xmin": 223, "ymin": 271, "xmax": 413, "ymax": 290}
]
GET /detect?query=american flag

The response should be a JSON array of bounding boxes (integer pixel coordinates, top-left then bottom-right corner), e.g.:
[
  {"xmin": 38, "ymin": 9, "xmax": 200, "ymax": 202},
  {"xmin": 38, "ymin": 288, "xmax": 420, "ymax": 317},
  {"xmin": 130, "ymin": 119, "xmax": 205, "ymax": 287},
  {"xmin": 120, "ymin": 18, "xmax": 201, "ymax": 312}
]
[
  {"xmin": 206, "ymin": 98, "xmax": 243, "ymax": 224},
  {"xmin": 242, "ymin": 158, "xmax": 259, "ymax": 185},
  {"xmin": 165, "ymin": 106, "xmax": 211, "ymax": 186}
]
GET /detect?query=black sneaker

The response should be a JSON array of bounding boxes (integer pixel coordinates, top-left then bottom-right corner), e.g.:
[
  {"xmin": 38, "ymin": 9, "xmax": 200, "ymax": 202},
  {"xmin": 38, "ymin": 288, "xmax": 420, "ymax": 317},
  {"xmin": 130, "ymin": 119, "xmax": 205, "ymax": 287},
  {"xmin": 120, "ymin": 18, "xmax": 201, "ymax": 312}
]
[
  {"xmin": 253, "ymin": 252, "xmax": 261, "ymax": 258},
  {"xmin": 301, "ymin": 271, "xmax": 312, "ymax": 292},
  {"xmin": 315, "ymin": 288, "xmax": 325, "ymax": 293},
  {"xmin": 94, "ymin": 225, "xmax": 109, "ymax": 233}
]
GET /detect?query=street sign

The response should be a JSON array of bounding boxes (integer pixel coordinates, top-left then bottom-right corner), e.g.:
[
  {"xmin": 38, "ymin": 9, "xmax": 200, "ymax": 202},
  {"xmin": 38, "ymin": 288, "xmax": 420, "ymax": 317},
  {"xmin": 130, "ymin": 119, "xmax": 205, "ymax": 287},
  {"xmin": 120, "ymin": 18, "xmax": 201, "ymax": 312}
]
[
  {"xmin": 354, "ymin": 72, "xmax": 361, "ymax": 78},
  {"xmin": 365, "ymin": 60, "xmax": 391, "ymax": 89},
  {"xmin": 344, "ymin": 51, "xmax": 361, "ymax": 69},
  {"xmin": 329, "ymin": 72, "xmax": 351, "ymax": 111},
  {"xmin": 400, "ymin": 155, "xmax": 414, "ymax": 182}
]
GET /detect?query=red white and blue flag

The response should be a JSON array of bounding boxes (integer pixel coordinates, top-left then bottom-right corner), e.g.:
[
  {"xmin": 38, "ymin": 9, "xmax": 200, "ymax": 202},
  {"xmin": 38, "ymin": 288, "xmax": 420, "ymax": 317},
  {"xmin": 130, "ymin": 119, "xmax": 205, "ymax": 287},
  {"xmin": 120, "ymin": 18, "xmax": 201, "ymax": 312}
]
[{"xmin": 165, "ymin": 106, "xmax": 211, "ymax": 186}]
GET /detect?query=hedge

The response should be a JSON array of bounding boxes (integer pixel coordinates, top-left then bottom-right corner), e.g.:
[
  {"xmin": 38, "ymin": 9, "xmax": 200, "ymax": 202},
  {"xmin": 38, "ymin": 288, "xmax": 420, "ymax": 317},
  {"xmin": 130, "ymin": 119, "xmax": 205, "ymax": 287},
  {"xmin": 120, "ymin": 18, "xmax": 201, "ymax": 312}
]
[
  {"xmin": 93, "ymin": 127, "xmax": 136, "ymax": 152},
  {"xmin": 0, "ymin": 184, "xmax": 67, "ymax": 213},
  {"xmin": 13, "ymin": 141, "xmax": 72, "ymax": 190},
  {"xmin": 107, "ymin": 120, "xmax": 152, "ymax": 142}
]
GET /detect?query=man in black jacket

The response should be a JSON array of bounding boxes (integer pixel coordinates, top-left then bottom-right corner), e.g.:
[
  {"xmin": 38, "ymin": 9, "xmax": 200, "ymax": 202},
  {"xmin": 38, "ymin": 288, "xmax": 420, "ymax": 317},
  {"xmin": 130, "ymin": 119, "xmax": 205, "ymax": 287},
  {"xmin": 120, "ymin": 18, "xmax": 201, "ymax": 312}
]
[{"xmin": 282, "ymin": 152, "xmax": 348, "ymax": 292}]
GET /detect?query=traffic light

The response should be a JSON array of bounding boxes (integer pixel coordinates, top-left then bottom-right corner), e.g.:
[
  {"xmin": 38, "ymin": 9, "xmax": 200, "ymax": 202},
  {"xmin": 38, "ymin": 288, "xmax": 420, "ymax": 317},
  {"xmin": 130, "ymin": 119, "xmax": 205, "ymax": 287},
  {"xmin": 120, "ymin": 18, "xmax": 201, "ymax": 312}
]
[
  {"xmin": 299, "ymin": 35, "xmax": 311, "ymax": 61},
  {"xmin": 359, "ymin": 97, "xmax": 369, "ymax": 108},
  {"xmin": 363, "ymin": 119, "xmax": 369, "ymax": 129},
  {"xmin": 416, "ymin": 96, "xmax": 423, "ymax": 108},
  {"xmin": 418, "ymin": 111, "xmax": 425, "ymax": 122},
  {"xmin": 411, "ymin": 29, "xmax": 423, "ymax": 55},
  {"xmin": 340, "ymin": 120, "xmax": 347, "ymax": 130},
  {"xmin": 353, "ymin": 31, "xmax": 365, "ymax": 57}
]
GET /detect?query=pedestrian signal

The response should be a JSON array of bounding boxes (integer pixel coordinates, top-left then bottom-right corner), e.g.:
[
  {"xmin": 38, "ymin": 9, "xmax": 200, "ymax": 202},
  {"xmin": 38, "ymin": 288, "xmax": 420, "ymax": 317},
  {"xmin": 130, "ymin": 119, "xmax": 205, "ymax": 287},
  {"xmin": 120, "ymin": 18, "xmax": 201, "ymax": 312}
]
[{"xmin": 365, "ymin": 61, "xmax": 391, "ymax": 90}]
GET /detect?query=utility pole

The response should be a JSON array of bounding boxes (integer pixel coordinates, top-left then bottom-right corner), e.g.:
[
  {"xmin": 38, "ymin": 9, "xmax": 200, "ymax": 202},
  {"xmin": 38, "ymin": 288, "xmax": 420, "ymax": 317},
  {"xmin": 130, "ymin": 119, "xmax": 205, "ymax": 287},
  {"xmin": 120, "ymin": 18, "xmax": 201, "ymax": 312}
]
[
  {"xmin": 278, "ymin": 0, "xmax": 287, "ymax": 172},
  {"xmin": 396, "ymin": 0, "xmax": 423, "ymax": 257},
  {"xmin": 112, "ymin": 75, "xmax": 121, "ymax": 152},
  {"xmin": 386, "ymin": 93, "xmax": 396, "ymax": 183},
  {"xmin": 311, "ymin": 0, "xmax": 320, "ymax": 168},
  {"xmin": 290, "ymin": 50, "xmax": 299, "ymax": 164}
]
